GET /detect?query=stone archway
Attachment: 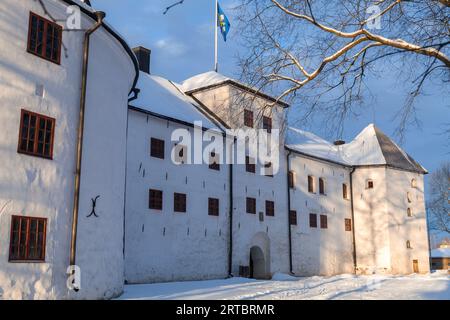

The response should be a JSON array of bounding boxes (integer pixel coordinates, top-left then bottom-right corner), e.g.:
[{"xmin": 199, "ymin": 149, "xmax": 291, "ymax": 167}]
[
  {"xmin": 249, "ymin": 232, "xmax": 271, "ymax": 279},
  {"xmin": 249, "ymin": 246, "xmax": 266, "ymax": 279}
]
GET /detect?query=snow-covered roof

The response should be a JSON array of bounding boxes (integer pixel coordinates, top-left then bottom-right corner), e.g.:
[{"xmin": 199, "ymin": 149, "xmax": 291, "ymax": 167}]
[
  {"xmin": 286, "ymin": 124, "xmax": 427, "ymax": 173},
  {"xmin": 181, "ymin": 71, "xmax": 289, "ymax": 107},
  {"xmin": 286, "ymin": 127, "xmax": 350, "ymax": 166},
  {"xmin": 130, "ymin": 72, "xmax": 223, "ymax": 132},
  {"xmin": 431, "ymin": 248, "xmax": 450, "ymax": 258}
]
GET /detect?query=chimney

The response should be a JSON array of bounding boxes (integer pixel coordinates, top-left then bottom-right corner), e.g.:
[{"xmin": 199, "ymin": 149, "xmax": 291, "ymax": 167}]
[
  {"xmin": 133, "ymin": 46, "xmax": 151, "ymax": 74},
  {"xmin": 334, "ymin": 140, "xmax": 346, "ymax": 146}
]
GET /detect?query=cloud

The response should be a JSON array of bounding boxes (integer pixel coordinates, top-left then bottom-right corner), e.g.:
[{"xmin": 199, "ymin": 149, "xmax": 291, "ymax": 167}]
[{"xmin": 155, "ymin": 38, "xmax": 188, "ymax": 56}]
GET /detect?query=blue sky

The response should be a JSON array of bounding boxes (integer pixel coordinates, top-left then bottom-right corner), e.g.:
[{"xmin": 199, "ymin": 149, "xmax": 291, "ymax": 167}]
[{"xmin": 94, "ymin": 1, "xmax": 449, "ymax": 187}]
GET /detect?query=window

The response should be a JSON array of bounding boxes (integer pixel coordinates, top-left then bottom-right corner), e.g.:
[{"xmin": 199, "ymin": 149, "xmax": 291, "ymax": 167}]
[
  {"xmin": 289, "ymin": 210, "xmax": 297, "ymax": 226},
  {"xmin": 208, "ymin": 198, "xmax": 219, "ymax": 216},
  {"xmin": 174, "ymin": 144, "xmax": 187, "ymax": 164},
  {"xmin": 319, "ymin": 178, "xmax": 325, "ymax": 195},
  {"xmin": 246, "ymin": 156, "xmax": 256, "ymax": 173},
  {"xmin": 150, "ymin": 138, "xmax": 165, "ymax": 159},
  {"xmin": 18, "ymin": 109, "xmax": 55, "ymax": 159},
  {"xmin": 209, "ymin": 152, "xmax": 220, "ymax": 171},
  {"xmin": 246, "ymin": 197, "xmax": 256, "ymax": 214},
  {"xmin": 407, "ymin": 192, "xmax": 412, "ymax": 203},
  {"xmin": 411, "ymin": 179, "xmax": 417, "ymax": 188},
  {"xmin": 262, "ymin": 116, "xmax": 272, "ymax": 133},
  {"xmin": 174, "ymin": 193, "xmax": 186, "ymax": 213},
  {"xmin": 320, "ymin": 215, "xmax": 328, "ymax": 229},
  {"xmin": 27, "ymin": 12, "xmax": 62, "ymax": 64},
  {"xmin": 264, "ymin": 162, "xmax": 273, "ymax": 177},
  {"xmin": 343, "ymin": 183, "xmax": 349, "ymax": 200},
  {"xmin": 407, "ymin": 208, "xmax": 412, "ymax": 217},
  {"xmin": 149, "ymin": 189, "xmax": 163, "ymax": 210},
  {"xmin": 308, "ymin": 175, "xmax": 315, "ymax": 193},
  {"xmin": 288, "ymin": 171, "xmax": 296, "ymax": 189},
  {"xmin": 265, "ymin": 201, "xmax": 275, "ymax": 216},
  {"xmin": 406, "ymin": 240, "xmax": 412, "ymax": 249},
  {"xmin": 309, "ymin": 214, "xmax": 317, "ymax": 228},
  {"xmin": 345, "ymin": 218, "xmax": 352, "ymax": 231},
  {"xmin": 244, "ymin": 109, "xmax": 253, "ymax": 128},
  {"xmin": 9, "ymin": 216, "xmax": 47, "ymax": 262},
  {"xmin": 366, "ymin": 180, "xmax": 374, "ymax": 189}
]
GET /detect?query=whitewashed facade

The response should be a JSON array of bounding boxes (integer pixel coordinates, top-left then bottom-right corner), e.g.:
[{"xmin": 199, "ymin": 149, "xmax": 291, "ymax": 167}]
[{"xmin": 0, "ymin": 0, "xmax": 430, "ymax": 300}]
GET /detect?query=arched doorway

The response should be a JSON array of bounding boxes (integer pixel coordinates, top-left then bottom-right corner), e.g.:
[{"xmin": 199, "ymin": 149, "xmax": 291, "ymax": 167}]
[{"xmin": 249, "ymin": 246, "xmax": 266, "ymax": 279}]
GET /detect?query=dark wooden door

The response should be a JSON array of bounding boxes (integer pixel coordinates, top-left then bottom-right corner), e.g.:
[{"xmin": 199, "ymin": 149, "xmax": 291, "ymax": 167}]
[{"xmin": 413, "ymin": 260, "xmax": 419, "ymax": 273}]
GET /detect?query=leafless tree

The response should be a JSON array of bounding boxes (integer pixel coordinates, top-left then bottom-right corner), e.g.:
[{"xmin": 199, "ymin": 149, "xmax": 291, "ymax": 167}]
[
  {"xmin": 234, "ymin": 0, "xmax": 450, "ymax": 138},
  {"xmin": 427, "ymin": 161, "xmax": 450, "ymax": 235}
]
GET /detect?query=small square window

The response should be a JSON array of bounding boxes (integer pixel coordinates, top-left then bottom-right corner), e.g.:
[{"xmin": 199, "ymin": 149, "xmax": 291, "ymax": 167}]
[
  {"xmin": 150, "ymin": 138, "xmax": 165, "ymax": 159},
  {"xmin": 320, "ymin": 215, "xmax": 328, "ymax": 229},
  {"xmin": 289, "ymin": 210, "xmax": 297, "ymax": 226},
  {"xmin": 149, "ymin": 189, "xmax": 163, "ymax": 210},
  {"xmin": 246, "ymin": 197, "xmax": 256, "ymax": 214},
  {"xmin": 345, "ymin": 218, "xmax": 352, "ymax": 231},
  {"xmin": 366, "ymin": 180, "xmax": 374, "ymax": 189},
  {"xmin": 265, "ymin": 200, "xmax": 275, "ymax": 216},
  {"xmin": 208, "ymin": 198, "xmax": 219, "ymax": 216},
  {"xmin": 174, "ymin": 193, "xmax": 187, "ymax": 213},
  {"xmin": 309, "ymin": 213, "xmax": 317, "ymax": 228}
]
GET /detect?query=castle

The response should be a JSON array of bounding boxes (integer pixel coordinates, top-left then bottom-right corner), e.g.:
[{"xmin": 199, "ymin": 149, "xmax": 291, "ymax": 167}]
[{"xmin": 0, "ymin": 0, "xmax": 430, "ymax": 300}]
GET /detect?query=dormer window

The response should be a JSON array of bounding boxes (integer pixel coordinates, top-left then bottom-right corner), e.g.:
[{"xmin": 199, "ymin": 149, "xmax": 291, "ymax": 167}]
[{"xmin": 27, "ymin": 12, "xmax": 62, "ymax": 64}]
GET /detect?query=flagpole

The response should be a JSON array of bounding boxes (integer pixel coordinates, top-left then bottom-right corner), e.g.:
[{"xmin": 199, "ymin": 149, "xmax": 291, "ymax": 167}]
[{"xmin": 214, "ymin": 0, "xmax": 218, "ymax": 72}]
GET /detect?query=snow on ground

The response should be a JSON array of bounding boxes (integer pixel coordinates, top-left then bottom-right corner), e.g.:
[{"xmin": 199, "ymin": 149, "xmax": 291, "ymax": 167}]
[{"xmin": 118, "ymin": 272, "xmax": 449, "ymax": 300}]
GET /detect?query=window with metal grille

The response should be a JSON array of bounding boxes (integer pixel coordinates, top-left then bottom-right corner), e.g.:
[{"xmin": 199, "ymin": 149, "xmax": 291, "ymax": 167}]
[
  {"xmin": 246, "ymin": 156, "xmax": 256, "ymax": 173},
  {"xmin": 345, "ymin": 218, "xmax": 352, "ymax": 231},
  {"xmin": 246, "ymin": 197, "xmax": 256, "ymax": 214},
  {"xmin": 174, "ymin": 193, "xmax": 186, "ymax": 213},
  {"xmin": 289, "ymin": 210, "xmax": 297, "ymax": 226},
  {"xmin": 27, "ymin": 12, "xmax": 62, "ymax": 64},
  {"xmin": 150, "ymin": 138, "xmax": 165, "ymax": 159},
  {"xmin": 266, "ymin": 200, "xmax": 275, "ymax": 216},
  {"xmin": 309, "ymin": 213, "xmax": 317, "ymax": 228},
  {"xmin": 9, "ymin": 216, "xmax": 47, "ymax": 262},
  {"xmin": 18, "ymin": 110, "xmax": 55, "ymax": 159},
  {"xmin": 320, "ymin": 215, "xmax": 328, "ymax": 229},
  {"xmin": 244, "ymin": 109, "xmax": 253, "ymax": 128},
  {"xmin": 262, "ymin": 116, "xmax": 272, "ymax": 133},
  {"xmin": 208, "ymin": 198, "xmax": 219, "ymax": 216},
  {"xmin": 319, "ymin": 178, "xmax": 325, "ymax": 195},
  {"xmin": 209, "ymin": 152, "xmax": 220, "ymax": 171},
  {"xmin": 308, "ymin": 175, "xmax": 315, "ymax": 193},
  {"xmin": 149, "ymin": 189, "xmax": 163, "ymax": 210}
]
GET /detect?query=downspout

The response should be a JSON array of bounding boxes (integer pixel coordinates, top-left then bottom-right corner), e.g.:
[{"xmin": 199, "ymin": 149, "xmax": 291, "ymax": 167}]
[
  {"xmin": 286, "ymin": 150, "xmax": 293, "ymax": 274},
  {"xmin": 228, "ymin": 161, "xmax": 233, "ymax": 277},
  {"xmin": 69, "ymin": 11, "xmax": 106, "ymax": 286},
  {"xmin": 349, "ymin": 167, "xmax": 357, "ymax": 274}
]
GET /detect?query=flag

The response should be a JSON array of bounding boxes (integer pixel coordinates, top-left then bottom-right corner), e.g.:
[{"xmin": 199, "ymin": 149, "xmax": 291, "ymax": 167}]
[{"xmin": 217, "ymin": 3, "xmax": 231, "ymax": 42}]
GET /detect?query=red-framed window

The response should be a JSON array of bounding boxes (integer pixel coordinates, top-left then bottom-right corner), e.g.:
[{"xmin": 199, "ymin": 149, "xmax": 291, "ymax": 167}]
[
  {"xmin": 174, "ymin": 193, "xmax": 187, "ymax": 213},
  {"xmin": 244, "ymin": 109, "xmax": 253, "ymax": 128},
  {"xmin": 209, "ymin": 152, "xmax": 220, "ymax": 171},
  {"xmin": 18, "ymin": 109, "xmax": 55, "ymax": 159},
  {"xmin": 208, "ymin": 198, "xmax": 219, "ymax": 216},
  {"xmin": 345, "ymin": 218, "xmax": 352, "ymax": 231},
  {"xmin": 27, "ymin": 12, "xmax": 62, "ymax": 64},
  {"xmin": 246, "ymin": 156, "xmax": 256, "ymax": 173},
  {"xmin": 149, "ymin": 189, "xmax": 163, "ymax": 210},
  {"xmin": 150, "ymin": 138, "xmax": 165, "ymax": 159},
  {"xmin": 262, "ymin": 116, "xmax": 272, "ymax": 133},
  {"xmin": 319, "ymin": 178, "xmax": 325, "ymax": 195},
  {"xmin": 246, "ymin": 197, "xmax": 256, "ymax": 214},
  {"xmin": 265, "ymin": 200, "xmax": 275, "ymax": 216},
  {"xmin": 9, "ymin": 216, "xmax": 47, "ymax": 262},
  {"xmin": 289, "ymin": 210, "xmax": 297, "ymax": 226},
  {"xmin": 309, "ymin": 213, "xmax": 317, "ymax": 228},
  {"xmin": 320, "ymin": 215, "xmax": 328, "ymax": 229},
  {"xmin": 308, "ymin": 175, "xmax": 314, "ymax": 193}
]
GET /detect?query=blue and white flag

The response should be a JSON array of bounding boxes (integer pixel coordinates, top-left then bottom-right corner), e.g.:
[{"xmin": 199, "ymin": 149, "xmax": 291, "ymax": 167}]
[{"xmin": 217, "ymin": 3, "xmax": 231, "ymax": 42}]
